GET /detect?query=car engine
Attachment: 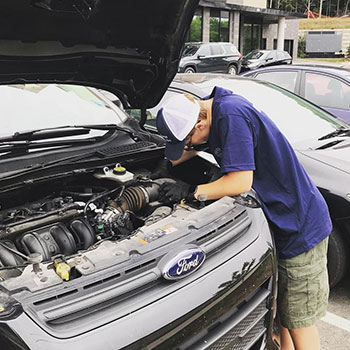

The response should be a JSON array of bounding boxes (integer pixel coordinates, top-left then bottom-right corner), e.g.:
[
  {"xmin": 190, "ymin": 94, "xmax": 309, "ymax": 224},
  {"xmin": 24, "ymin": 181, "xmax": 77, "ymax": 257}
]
[{"xmin": 0, "ymin": 163, "xmax": 191, "ymax": 282}]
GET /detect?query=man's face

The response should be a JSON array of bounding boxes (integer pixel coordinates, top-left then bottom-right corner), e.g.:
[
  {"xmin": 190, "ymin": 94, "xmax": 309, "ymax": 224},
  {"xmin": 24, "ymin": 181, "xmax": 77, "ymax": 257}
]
[{"xmin": 184, "ymin": 119, "xmax": 209, "ymax": 150}]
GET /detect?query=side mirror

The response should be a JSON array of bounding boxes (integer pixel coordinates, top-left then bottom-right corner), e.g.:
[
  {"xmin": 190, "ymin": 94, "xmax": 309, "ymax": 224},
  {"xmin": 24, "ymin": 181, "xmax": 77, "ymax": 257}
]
[
  {"xmin": 266, "ymin": 57, "xmax": 273, "ymax": 62},
  {"xmin": 198, "ymin": 54, "xmax": 206, "ymax": 59}
]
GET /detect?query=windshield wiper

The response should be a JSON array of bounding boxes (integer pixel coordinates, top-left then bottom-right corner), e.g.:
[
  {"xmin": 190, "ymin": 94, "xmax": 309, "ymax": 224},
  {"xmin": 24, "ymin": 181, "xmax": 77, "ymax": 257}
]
[
  {"xmin": 0, "ymin": 138, "xmax": 98, "ymax": 155},
  {"xmin": 318, "ymin": 128, "xmax": 350, "ymax": 141},
  {"xmin": 0, "ymin": 124, "xmax": 138, "ymax": 143}
]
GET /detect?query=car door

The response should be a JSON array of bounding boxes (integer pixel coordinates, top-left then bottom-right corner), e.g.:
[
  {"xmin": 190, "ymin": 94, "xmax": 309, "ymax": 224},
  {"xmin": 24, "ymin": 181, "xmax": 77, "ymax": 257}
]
[
  {"xmin": 264, "ymin": 51, "xmax": 277, "ymax": 67},
  {"xmin": 253, "ymin": 69, "xmax": 300, "ymax": 94},
  {"xmin": 302, "ymin": 71, "xmax": 350, "ymax": 123},
  {"xmin": 195, "ymin": 45, "xmax": 214, "ymax": 73},
  {"xmin": 210, "ymin": 44, "xmax": 226, "ymax": 72}
]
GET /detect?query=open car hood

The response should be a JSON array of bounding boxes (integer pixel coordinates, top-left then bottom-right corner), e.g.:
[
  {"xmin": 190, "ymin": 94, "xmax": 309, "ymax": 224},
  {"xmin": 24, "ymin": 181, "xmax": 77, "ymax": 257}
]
[{"xmin": 0, "ymin": 0, "xmax": 199, "ymax": 108}]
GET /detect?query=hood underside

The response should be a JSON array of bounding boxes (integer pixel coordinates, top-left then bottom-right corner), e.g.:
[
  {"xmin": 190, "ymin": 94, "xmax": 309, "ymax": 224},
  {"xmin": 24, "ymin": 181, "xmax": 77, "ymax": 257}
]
[{"xmin": 0, "ymin": 0, "xmax": 199, "ymax": 108}]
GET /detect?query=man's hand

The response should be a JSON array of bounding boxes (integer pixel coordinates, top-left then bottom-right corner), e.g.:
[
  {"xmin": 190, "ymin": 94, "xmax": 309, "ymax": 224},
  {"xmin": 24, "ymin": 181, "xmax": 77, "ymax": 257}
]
[
  {"xmin": 159, "ymin": 180, "xmax": 197, "ymax": 204},
  {"xmin": 150, "ymin": 158, "xmax": 173, "ymax": 179}
]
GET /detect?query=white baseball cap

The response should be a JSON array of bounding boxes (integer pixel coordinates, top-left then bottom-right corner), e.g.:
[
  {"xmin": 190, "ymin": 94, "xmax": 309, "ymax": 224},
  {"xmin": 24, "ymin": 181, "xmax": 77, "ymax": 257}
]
[{"xmin": 156, "ymin": 94, "xmax": 200, "ymax": 160}]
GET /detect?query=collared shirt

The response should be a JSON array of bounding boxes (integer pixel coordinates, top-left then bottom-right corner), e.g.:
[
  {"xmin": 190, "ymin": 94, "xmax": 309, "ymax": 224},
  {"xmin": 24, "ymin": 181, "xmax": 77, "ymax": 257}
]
[{"xmin": 205, "ymin": 86, "xmax": 331, "ymax": 259}]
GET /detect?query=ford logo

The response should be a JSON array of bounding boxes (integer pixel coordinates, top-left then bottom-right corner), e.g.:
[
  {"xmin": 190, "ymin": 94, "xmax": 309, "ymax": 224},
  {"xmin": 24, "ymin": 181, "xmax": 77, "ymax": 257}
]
[{"xmin": 162, "ymin": 248, "xmax": 206, "ymax": 280}]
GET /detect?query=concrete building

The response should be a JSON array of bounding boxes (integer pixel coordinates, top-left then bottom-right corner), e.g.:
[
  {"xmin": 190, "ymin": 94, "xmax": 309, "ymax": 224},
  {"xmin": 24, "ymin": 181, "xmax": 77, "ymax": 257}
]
[{"xmin": 187, "ymin": 0, "xmax": 305, "ymax": 58}]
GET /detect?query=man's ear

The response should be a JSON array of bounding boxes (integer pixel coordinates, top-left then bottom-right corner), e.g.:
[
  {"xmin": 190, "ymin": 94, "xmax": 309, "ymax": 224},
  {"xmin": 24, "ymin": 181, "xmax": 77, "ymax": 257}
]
[{"xmin": 196, "ymin": 119, "xmax": 207, "ymax": 131}]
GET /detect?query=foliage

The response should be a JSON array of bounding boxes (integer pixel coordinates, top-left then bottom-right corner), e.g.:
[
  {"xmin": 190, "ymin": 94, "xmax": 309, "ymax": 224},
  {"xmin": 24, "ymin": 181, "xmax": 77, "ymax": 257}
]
[
  {"xmin": 299, "ymin": 18, "xmax": 350, "ymax": 30},
  {"xmin": 346, "ymin": 44, "xmax": 350, "ymax": 58},
  {"xmin": 268, "ymin": 0, "xmax": 350, "ymax": 17},
  {"xmin": 298, "ymin": 35, "xmax": 306, "ymax": 58},
  {"xmin": 189, "ymin": 16, "xmax": 202, "ymax": 42},
  {"xmin": 210, "ymin": 18, "xmax": 220, "ymax": 42}
]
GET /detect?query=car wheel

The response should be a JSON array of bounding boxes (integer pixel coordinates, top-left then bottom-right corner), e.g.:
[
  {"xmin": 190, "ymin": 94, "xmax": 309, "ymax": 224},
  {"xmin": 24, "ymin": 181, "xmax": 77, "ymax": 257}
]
[
  {"xmin": 227, "ymin": 65, "xmax": 237, "ymax": 75},
  {"xmin": 184, "ymin": 67, "xmax": 196, "ymax": 74},
  {"xmin": 327, "ymin": 227, "xmax": 348, "ymax": 288}
]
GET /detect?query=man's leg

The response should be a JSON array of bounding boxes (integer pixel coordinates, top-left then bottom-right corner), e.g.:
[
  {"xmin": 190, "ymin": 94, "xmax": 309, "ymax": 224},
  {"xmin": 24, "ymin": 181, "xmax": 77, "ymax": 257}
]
[
  {"xmin": 277, "ymin": 238, "xmax": 329, "ymax": 350},
  {"xmin": 279, "ymin": 325, "xmax": 294, "ymax": 350},
  {"xmin": 289, "ymin": 324, "xmax": 321, "ymax": 350}
]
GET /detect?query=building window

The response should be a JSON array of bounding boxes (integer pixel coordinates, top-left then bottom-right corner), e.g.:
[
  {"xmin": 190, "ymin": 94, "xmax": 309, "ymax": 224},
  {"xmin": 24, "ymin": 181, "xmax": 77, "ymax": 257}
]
[
  {"xmin": 243, "ymin": 23, "xmax": 262, "ymax": 55},
  {"xmin": 210, "ymin": 9, "xmax": 229, "ymax": 42},
  {"xmin": 186, "ymin": 8, "xmax": 202, "ymax": 42}
]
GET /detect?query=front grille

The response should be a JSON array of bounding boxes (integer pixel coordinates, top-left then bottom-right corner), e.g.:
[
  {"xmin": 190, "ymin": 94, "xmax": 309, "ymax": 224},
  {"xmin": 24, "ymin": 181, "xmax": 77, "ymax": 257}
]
[
  {"xmin": 188, "ymin": 286, "xmax": 270, "ymax": 350},
  {"xmin": 207, "ymin": 299, "xmax": 267, "ymax": 350}
]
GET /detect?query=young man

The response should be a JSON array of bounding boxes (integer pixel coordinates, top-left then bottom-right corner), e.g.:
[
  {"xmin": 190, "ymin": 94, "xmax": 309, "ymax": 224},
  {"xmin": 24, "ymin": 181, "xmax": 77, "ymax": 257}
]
[{"xmin": 155, "ymin": 88, "xmax": 331, "ymax": 350}]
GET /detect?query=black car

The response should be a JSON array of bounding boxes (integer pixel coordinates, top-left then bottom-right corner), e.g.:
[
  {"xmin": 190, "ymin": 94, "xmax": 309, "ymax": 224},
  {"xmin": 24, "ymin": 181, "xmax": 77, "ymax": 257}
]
[
  {"xmin": 0, "ymin": 2, "xmax": 277, "ymax": 350},
  {"xmin": 138, "ymin": 73, "xmax": 350, "ymax": 288},
  {"xmin": 240, "ymin": 50, "xmax": 292, "ymax": 72},
  {"xmin": 178, "ymin": 42, "xmax": 243, "ymax": 75},
  {"xmin": 241, "ymin": 64, "xmax": 350, "ymax": 124}
]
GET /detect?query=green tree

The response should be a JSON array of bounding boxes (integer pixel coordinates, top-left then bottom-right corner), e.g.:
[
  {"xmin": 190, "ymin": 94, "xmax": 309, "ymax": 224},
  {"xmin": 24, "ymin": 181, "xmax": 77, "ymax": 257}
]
[
  {"xmin": 346, "ymin": 44, "xmax": 350, "ymax": 58},
  {"xmin": 190, "ymin": 16, "xmax": 202, "ymax": 42},
  {"xmin": 298, "ymin": 36, "xmax": 306, "ymax": 57}
]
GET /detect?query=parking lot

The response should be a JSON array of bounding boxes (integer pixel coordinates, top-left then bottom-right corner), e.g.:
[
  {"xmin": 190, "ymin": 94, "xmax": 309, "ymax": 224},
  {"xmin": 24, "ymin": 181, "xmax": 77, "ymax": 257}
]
[{"xmin": 318, "ymin": 271, "xmax": 350, "ymax": 349}]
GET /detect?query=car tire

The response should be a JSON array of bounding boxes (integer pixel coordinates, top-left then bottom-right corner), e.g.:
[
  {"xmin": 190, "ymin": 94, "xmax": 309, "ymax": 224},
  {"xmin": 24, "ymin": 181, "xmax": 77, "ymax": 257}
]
[
  {"xmin": 327, "ymin": 227, "xmax": 348, "ymax": 288},
  {"xmin": 227, "ymin": 65, "xmax": 237, "ymax": 75},
  {"xmin": 184, "ymin": 67, "xmax": 196, "ymax": 74}
]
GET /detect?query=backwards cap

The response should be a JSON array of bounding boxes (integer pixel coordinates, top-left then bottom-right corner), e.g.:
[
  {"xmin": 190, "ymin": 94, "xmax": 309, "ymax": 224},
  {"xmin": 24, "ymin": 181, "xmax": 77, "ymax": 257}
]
[{"xmin": 156, "ymin": 94, "xmax": 200, "ymax": 160}]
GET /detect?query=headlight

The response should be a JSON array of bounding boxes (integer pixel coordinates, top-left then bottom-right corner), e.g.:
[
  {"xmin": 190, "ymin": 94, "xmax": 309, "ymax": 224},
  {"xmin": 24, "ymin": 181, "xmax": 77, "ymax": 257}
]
[{"xmin": 248, "ymin": 61, "xmax": 260, "ymax": 68}]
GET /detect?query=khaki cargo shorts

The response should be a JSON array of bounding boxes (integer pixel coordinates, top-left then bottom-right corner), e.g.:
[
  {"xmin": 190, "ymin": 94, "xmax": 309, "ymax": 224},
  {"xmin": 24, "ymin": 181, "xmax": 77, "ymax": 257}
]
[{"xmin": 277, "ymin": 237, "xmax": 329, "ymax": 329}]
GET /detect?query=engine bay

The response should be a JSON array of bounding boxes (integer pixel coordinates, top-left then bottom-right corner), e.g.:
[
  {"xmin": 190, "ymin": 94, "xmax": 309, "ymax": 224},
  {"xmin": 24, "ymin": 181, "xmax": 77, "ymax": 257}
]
[{"xmin": 0, "ymin": 157, "xmax": 223, "ymax": 286}]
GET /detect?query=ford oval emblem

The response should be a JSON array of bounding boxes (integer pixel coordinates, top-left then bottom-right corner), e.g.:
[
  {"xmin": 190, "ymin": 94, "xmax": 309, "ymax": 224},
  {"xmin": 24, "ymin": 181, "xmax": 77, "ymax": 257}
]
[{"xmin": 162, "ymin": 248, "xmax": 206, "ymax": 280}]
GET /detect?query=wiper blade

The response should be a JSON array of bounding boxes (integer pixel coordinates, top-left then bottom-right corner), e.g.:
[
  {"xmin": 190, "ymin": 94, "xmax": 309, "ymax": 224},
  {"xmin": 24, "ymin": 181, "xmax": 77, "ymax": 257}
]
[
  {"xmin": 0, "ymin": 127, "xmax": 90, "ymax": 142},
  {"xmin": 0, "ymin": 124, "xmax": 136, "ymax": 143},
  {"xmin": 0, "ymin": 138, "xmax": 98, "ymax": 155},
  {"xmin": 318, "ymin": 128, "xmax": 350, "ymax": 141}
]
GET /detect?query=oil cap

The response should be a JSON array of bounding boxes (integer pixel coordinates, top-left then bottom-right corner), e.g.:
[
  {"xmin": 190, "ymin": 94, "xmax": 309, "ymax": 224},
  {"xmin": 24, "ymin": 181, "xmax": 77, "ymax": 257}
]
[{"xmin": 113, "ymin": 164, "xmax": 126, "ymax": 175}]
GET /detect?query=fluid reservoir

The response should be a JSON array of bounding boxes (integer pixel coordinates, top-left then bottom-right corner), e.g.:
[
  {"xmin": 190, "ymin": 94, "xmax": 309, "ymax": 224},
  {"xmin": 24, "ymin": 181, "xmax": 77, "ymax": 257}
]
[{"xmin": 94, "ymin": 163, "xmax": 134, "ymax": 184}]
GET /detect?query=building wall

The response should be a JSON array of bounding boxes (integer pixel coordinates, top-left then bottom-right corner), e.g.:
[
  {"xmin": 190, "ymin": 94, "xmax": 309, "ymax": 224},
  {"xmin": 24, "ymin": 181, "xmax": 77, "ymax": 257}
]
[
  {"xmin": 226, "ymin": 0, "xmax": 266, "ymax": 9},
  {"xmin": 263, "ymin": 19, "xmax": 299, "ymax": 58},
  {"xmin": 299, "ymin": 29, "xmax": 350, "ymax": 54}
]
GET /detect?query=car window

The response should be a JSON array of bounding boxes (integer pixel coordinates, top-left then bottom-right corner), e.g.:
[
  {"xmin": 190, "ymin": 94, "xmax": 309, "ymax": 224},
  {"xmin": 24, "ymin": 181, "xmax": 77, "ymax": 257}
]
[
  {"xmin": 182, "ymin": 45, "xmax": 200, "ymax": 57},
  {"xmin": 277, "ymin": 51, "xmax": 285, "ymax": 60},
  {"xmin": 266, "ymin": 51, "xmax": 276, "ymax": 60},
  {"xmin": 244, "ymin": 50, "xmax": 264, "ymax": 59},
  {"xmin": 185, "ymin": 78, "xmax": 345, "ymax": 144},
  {"xmin": 198, "ymin": 45, "xmax": 211, "ymax": 56},
  {"xmin": 126, "ymin": 91, "xmax": 179, "ymax": 128},
  {"xmin": 0, "ymin": 84, "xmax": 125, "ymax": 137},
  {"xmin": 223, "ymin": 44, "xmax": 240, "ymax": 55},
  {"xmin": 255, "ymin": 71, "xmax": 298, "ymax": 92},
  {"xmin": 210, "ymin": 45, "xmax": 224, "ymax": 56},
  {"xmin": 304, "ymin": 73, "xmax": 350, "ymax": 110}
]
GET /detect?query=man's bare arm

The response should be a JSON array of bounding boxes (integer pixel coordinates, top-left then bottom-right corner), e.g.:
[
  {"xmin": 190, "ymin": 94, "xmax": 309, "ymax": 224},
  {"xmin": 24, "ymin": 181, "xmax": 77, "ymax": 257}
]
[
  {"xmin": 195, "ymin": 170, "xmax": 253, "ymax": 200},
  {"xmin": 170, "ymin": 150, "xmax": 198, "ymax": 167}
]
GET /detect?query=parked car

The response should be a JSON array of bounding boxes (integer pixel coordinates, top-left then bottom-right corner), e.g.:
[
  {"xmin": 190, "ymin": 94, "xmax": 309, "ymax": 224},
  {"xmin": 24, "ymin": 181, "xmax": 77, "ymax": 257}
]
[
  {"xmin": 178, "ymin": 42, "xmax": 242, "ymax": 75},
  {"xmin": 241, "ymin": 64, "xmax": 350, "ymax": 123},
  {"xmin": 134, "ymin": 73, "xmax": 350, "ymax": 288},
  {"xmin": 240, "ymin": 50, "xmax": 292, "ymax": 72},
  {"xmin": 0, "ymin": 2, "xmax": 278, "ymax": 350}
]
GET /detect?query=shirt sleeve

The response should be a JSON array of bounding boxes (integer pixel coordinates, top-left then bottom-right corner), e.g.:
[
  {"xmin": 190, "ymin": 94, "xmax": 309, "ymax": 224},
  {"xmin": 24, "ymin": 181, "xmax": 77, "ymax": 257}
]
[{"xmin": 217, "ymin": 113, "xmax": 256, "ymax": 173}]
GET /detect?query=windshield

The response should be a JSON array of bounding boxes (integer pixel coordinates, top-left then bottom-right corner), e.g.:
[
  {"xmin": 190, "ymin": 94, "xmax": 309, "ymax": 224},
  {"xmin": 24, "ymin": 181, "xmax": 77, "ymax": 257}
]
[
  {"xmin": 189, "ymin": 77, "xmax": 346, "ymax": 144},
  {"xmin": 0, "ymin": 84, "xmax": 127, "ymax": 137},
  {"xmin": 244, "ymin": 50, "xmax": 265, "ymax": 60},
  {"xmin": 182, "ymin": 45, "xmax": 200, "ymax": 57}
]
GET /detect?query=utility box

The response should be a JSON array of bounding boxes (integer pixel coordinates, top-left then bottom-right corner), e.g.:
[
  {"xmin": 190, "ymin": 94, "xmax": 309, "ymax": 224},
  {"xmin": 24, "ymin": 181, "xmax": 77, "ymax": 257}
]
[{"xmin": 306, "ymin": 31, "xmax": 343, "ymax": 57}]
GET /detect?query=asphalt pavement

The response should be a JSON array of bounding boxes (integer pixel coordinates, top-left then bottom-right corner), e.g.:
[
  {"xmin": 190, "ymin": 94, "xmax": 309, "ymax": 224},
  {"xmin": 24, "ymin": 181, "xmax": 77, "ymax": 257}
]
[{"xmin": 318, "ymin": 271, "xmax": 350, "ymax": 349}]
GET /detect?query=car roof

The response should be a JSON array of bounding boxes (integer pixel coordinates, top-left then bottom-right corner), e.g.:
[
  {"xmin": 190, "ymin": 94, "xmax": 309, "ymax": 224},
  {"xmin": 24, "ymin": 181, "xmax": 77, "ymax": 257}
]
[{"xmin": 242, "ymin": 64, "xmax": 350, "ymax": 78}]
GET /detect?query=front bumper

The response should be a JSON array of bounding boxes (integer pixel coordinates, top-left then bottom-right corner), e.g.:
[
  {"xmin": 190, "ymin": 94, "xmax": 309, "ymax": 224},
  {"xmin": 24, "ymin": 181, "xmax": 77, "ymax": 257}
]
[{"xmin": 1, "ymin": 208, "xmax": 277, "ymax": 350}]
